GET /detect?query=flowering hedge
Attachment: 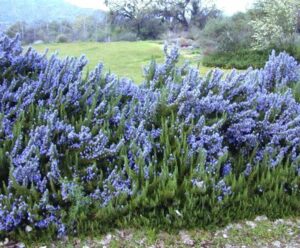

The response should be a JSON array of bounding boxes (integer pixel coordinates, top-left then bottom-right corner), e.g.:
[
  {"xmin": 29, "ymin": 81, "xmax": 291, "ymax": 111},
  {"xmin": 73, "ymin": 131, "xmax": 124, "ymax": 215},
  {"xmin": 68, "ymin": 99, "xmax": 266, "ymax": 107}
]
[{"xmin": 0, "ymin": 34, "xmax": 300, "ymax": 240}]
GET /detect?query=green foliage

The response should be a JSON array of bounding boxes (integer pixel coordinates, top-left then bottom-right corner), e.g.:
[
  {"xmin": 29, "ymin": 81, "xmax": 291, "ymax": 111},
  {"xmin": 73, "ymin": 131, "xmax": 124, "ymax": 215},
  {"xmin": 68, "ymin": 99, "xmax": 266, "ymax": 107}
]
[
  {"xmin": 5, "ymin": 81, "xmax": 300, "ymax": 243},
  {"xmin": 202, "ymin": 49, "xmax": 270, "ymax": 69},
  {"xmin": 250, "ymin": 0, "xmax": 299, "ymax": 49},
  {"xmin": 280, "ymin": 42, "xmax": 300, "ymax": 61},
  {"xmin": 199, "ymin": 13, "xmax": 253, "ymax": 53},
  {"xmin": 56, "ymin": 34, "xmax": 69, "ymax": 43},
  {"xmin": 293, "ymin": 81, "xmax": 300, "ymax": 102},
  {"xmin": 1, "ymin": 37, "xmax": 300, "ymax": 242},
  {"xmin": 202, "ymin": 43, "xmax": 300, "ymax": 69},
  {"xmin": 111, "ymin": 30, "xmax": 137, "ymax": 42}
]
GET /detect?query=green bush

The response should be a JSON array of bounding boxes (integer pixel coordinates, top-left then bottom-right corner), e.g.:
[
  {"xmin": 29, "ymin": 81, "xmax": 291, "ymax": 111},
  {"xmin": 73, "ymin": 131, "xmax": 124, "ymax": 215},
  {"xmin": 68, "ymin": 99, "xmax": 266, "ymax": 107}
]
[
  {"xmin": 202, "ymin": 49, "xmax": 270, "ymax": 69},
  {"xmin": 202, "ymin": 45, "xmax": 300, "ymax": 70},
  {"xmin": 111, "ymin": 31, "xmax": 137, "ymax": 42},
  {"xmin": 199, "ymin": 13, "xmax": 253, "ymax": 54},
  {"xmin": 1, "ymin": 35, "xmax": 300, "ymax": 243},
  {"xmin": 56, "ymin": 34, "xmax": 69, "ymax": 43},
  {"xmin": 294, "ymin": 82, "xmax": 300, "ymax": 103},
  {"xmin": 281, "ymin": 43, "xmax": 300, "ymax": 62}
]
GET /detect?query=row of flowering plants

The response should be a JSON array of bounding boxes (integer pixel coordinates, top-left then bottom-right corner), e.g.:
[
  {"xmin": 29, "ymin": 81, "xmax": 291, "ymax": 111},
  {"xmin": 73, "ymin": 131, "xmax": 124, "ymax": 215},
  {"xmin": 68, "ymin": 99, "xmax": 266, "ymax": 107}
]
[{"xmin": 0, "ymin": 34, "xmax": 300, "ymax": 241}]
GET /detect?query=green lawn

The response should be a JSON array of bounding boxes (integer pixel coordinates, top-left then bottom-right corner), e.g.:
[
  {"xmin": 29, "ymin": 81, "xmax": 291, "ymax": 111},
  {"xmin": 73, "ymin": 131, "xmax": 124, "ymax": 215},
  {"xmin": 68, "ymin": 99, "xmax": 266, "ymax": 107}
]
[{"xmin": 30, "ymin": 41, "xmax": 214, "ymax": 83}]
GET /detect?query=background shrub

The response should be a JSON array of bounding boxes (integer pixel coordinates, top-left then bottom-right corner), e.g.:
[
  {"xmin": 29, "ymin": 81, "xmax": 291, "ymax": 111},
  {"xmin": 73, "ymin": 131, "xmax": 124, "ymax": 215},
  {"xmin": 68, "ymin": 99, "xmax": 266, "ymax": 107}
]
[
  {"xmin": 202, "ymin": 44, "xmax": 300, "ymax": 70},
  {"xmin": 111, "ymin": 31, "xmax": 137, "ymax": 42},
  {"xmin": 56, "ymin": 34, "xmax": 69, "ymax": 43},
  {"xmin": 294, "ymin": 82, "xmax": 300, "ymax": 102},
  {"xmin": 202, "ymin": 49, "xmax": 270, "ymax": 69},
  {"xmin": 199, "ymin": 13, "xmax": 253, "ymax": 54}
]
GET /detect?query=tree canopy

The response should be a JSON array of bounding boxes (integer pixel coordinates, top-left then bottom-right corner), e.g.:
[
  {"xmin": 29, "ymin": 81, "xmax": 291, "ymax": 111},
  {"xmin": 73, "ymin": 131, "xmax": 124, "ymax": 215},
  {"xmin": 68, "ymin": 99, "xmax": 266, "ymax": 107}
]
[
  {"xmin": 251, "ymin": 0, "xmax": 299, "ymax": 49},
  {"xmin": 105, "ymin": 0, "xmax": 220, "ymax": 34}
]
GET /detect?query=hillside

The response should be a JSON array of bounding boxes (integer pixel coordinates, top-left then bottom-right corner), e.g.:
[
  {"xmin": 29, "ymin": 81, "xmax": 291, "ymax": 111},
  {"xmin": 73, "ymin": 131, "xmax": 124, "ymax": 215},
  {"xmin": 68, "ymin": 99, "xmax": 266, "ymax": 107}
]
[{"xmin": 0, "ymin": 0, "xmax": 105, "ymax": 24}]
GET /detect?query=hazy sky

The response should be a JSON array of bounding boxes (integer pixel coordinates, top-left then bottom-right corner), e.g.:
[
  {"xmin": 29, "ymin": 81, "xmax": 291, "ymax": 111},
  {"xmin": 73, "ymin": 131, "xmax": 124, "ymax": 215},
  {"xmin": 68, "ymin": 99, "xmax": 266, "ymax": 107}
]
[
  {"xmin": 215, "ymin": 0, "xmax": 254, "ymax": 15},
  {"xmin": 66, "ymin": 0, "xmax": 255, "ymax": 15}
]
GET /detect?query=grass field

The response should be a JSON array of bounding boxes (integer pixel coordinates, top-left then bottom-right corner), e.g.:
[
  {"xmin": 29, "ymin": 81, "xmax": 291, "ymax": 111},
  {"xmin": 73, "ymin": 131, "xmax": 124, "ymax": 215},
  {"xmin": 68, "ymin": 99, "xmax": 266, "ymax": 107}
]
[{"xmin": 31, "ymin": 41, "xmax": 213, "ymax": 83}]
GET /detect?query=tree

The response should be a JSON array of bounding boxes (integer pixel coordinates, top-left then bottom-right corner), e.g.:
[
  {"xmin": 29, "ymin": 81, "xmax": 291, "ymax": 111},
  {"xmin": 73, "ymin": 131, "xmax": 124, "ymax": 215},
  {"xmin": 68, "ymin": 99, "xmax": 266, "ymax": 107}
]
[
  {"xmin": 200, "ymin": 12, "xmax": 253, "ymax": 53},
  {"xmin": 105, "ymin": 0, "xmax": 164, "ymax": 38},
  {"xmin": 189, "ymin": 0, "xmax": 221, "ymax": 29},
  {"xmin": 297, "ymin": 8, "xmax": 300, "ymax": 32},
  {"xmin": 250, "ymin": 0, "xmax": 299, "ymax": 49},
  {"xmin": 157, "ymin": 0, "xmax": 191, "ymax": 31},
  {"xmin": 155, "ymin": 0, "xmax": 220, "ymax": 31},
  {"xmin": 6, "ymin": 22, "xmax": 25, "ymax": 40},
  {"xmin": 105, "ymin": 0, "xmax": 220, "ymax": 33},
  {"xmin": 105, "ymin": 0, "xmax": 154, "ymax": 20}
]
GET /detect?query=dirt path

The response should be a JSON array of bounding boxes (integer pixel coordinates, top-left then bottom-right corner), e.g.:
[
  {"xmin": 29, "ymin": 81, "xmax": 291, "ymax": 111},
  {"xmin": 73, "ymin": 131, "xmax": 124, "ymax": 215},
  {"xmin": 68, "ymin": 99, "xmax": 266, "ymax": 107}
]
[{"xmin": 2, "ymin": 217, "xmax": 300, "ymax": 248}]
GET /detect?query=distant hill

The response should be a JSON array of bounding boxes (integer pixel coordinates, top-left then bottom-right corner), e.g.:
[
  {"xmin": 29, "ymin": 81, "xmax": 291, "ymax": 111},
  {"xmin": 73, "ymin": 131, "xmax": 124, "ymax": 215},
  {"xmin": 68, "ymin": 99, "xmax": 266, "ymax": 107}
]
[{"xmin": 0, "ymin": 0, "xmax": 105, "ymax": 24}]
